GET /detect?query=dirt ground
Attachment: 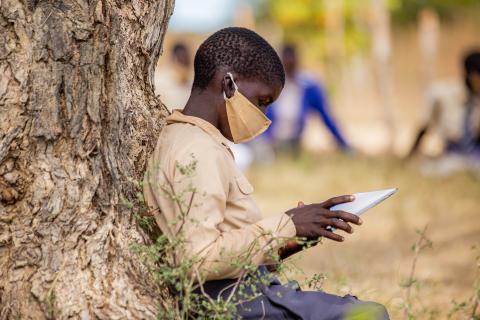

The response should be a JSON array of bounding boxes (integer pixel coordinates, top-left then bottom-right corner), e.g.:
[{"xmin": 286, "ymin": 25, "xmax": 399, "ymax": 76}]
[{"xmin": 248, "ymin": 153, "xmax": 480, "ymax": 319}]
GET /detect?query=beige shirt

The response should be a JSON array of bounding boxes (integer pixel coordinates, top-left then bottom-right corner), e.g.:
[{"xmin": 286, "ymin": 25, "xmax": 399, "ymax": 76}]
[
  {"xmin": 422, "ymin": 80, "xmax": 480, "ymax": 143},
  {"xmin": 422, "ymin": 80, "xmax": 465, "ymax": 142},
  {"xmin": 143, "ymin": 111, "xmax": 296, "ymax": 281}
]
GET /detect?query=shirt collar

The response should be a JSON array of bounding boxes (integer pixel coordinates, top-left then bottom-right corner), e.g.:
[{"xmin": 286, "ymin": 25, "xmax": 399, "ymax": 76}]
[{"xmin": 166, "ymin": 110, "xmax": 234, "ymax": 157}]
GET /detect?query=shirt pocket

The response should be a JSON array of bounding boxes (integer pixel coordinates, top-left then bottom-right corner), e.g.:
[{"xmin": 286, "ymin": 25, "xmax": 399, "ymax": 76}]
[{"xmin": 234, "ymin": 175, "xmax": 254, "ymax": 197}]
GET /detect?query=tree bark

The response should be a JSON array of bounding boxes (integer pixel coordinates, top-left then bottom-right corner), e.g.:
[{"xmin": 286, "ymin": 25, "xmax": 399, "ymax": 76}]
[{"xmin": 0, "ymin": 0, "xmax": 174, "ymax": 318}]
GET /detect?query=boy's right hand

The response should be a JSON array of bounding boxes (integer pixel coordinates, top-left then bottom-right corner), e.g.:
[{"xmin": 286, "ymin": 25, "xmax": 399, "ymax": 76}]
[{"xmin": 285, "ymin": 195, "xmax": 362, "ymax": 242}]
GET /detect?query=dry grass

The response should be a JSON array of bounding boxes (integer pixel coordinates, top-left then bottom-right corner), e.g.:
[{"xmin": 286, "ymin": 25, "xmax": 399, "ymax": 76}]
[{"xmin": 248, "ymin": 153, "xmax": 480, "ymax": 319}]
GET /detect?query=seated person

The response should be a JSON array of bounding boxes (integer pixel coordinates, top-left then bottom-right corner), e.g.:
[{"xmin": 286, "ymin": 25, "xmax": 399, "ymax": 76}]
[
  {"xmin": 144, "ymin": 27, "xmax": 389, "ymax": 319},
  {"xmin": 407, "ymin": 51, "xmax": 480, "ymax": 158}
]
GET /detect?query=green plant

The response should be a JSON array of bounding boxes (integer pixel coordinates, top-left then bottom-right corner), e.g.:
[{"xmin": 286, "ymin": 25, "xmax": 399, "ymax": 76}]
[
  {"xmin": 400, "ymin": 225, "xmax": 432, "ymax": 320},
  {"xmin": 448, "ymin": 245, "xmax": 480, "ymax": 319},
  {"xmin": 127, "ymin": 157, "xmax": 302, "ymax": 319}
]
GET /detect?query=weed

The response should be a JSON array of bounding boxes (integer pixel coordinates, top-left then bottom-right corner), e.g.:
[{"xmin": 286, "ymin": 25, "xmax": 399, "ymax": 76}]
[
  {"xmin": 400, "ymin": 225, "xmax": 432, "ymax": 319},
  {"xmin": 128, "ymin": 158, "xmax": 296, "ymax": 319}
]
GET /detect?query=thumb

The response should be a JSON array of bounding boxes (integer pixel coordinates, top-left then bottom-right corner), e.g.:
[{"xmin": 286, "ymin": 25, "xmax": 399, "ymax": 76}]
[{"xmin": 297, "ymin": 201, "xmax": 305, "ymax": 207}]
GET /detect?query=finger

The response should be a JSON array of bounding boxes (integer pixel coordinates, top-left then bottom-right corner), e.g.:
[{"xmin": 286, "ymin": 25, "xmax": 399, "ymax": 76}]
[
  {"xmin": 319, "ymin": 195, "xmax": 355, "ymax": 209},
  {"xmin": 328, "ymin": 218, "xmax": 353, "ymax": 233},
  {"xmin": 318, "ymin": 229, "xmax": 344, "ymax": 242},
  {"xmin": 322, "ymin": 210, "xmax": 362, "ymax": 224},
  {"xmin": 332, "ymin": 211, "xmax": 363, "ymax": 225},
  {"xmin": 297, "ymin": 201, "xmax": 305, "ymax": 207}
]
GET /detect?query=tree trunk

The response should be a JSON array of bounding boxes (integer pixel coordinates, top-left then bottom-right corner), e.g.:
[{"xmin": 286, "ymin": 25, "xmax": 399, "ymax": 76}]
[
  {"xmin": 0, "ymin": 0, "xmax": 174, "ymax": 318},
  {"xmin": 370, "ymin": 0, "xmax": 396, "ymax": 153}
]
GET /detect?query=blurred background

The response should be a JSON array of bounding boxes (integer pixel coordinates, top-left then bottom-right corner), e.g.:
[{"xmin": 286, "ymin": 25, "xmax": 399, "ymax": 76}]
[{"xmin": 155, "ymin": 0, "xmax": 480, "ymax": 318}]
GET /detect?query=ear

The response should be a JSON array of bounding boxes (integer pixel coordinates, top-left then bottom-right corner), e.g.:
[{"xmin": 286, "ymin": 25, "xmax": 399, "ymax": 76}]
[{"xmin": 221, "ymin": 73, "xmax": 236, "ymax": 99}]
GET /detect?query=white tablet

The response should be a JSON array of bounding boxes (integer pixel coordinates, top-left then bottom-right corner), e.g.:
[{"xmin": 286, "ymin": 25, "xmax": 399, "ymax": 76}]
[{"xmin": 326, "ymin": 188, "xmax": 398, "ymax": 231}]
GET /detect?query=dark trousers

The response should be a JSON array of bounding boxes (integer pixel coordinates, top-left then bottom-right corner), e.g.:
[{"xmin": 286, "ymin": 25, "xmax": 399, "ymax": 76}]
[{"xmin": 198, "ymin": 267, "xmax": 390, "ymax": 320}]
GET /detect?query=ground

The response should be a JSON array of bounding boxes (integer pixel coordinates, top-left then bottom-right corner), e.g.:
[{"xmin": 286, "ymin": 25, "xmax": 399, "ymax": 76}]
[{"xmin": 248, "ymin": 153, "xmax": 480, "ymax": 319}]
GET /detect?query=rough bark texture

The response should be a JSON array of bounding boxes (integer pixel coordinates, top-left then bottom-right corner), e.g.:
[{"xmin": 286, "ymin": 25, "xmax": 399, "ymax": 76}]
[{"xmin": 0, "ymin": 0, "xmax": 174, "ymax": 318}]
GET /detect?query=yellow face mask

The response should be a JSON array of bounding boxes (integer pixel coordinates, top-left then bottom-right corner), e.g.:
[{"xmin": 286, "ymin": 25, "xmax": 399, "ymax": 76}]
[{"xmin": 223, "ymin": 72, "xmax": 272, "ymax": 144}]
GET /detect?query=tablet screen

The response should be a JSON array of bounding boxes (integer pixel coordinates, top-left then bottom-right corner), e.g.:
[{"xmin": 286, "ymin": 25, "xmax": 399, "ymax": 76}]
[{"xmin": 330, "ymin": 188, "xmax": 398, "ymax": 216}]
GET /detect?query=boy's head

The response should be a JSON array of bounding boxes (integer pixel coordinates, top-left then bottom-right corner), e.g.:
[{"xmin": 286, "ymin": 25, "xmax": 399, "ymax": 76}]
[
  {"xmin": 188, "ymin": 27, "xmax": 285, "ymax": 142},
  {"xmin": 192, "ymin": 27, "xmax": 285, "ymax": 91}
]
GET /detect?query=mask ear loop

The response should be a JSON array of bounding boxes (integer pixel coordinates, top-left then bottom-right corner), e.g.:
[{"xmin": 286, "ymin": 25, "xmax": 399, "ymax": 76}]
[{"xmin": 223, "ymin": 72, "xmax": 239, "ymax": 100}]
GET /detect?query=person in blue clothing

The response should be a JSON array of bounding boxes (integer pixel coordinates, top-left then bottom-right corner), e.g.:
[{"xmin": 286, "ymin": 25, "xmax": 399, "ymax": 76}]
[{"xmin": 264, "ymin": 44, "xmax": 351, "ymax": 155}]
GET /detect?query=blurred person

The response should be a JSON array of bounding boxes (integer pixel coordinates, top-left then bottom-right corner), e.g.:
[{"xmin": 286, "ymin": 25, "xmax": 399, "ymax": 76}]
[
  {"xmin": 462, "ymin": 52, "xmax": 480, "ymax": 154},
  {"xmin": 263, "ymin": 44, "xmax": 351, "ymax": 156},
  {"xmin": 407, "ymin": 51, "xmax": 480, "ymax": 159},
  {"xmin": 154, "ymin": 42, "xmax": 193, "ymax": 111},
  {"xmin": 144, "ymin": 27, "xmax": 389, "ymax": 319}
]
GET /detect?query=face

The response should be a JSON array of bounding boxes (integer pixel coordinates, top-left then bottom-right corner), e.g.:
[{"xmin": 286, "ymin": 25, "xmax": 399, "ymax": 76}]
[{"xmin": 219, "ymin": 73, "xmax": 283, "ymax": 140}]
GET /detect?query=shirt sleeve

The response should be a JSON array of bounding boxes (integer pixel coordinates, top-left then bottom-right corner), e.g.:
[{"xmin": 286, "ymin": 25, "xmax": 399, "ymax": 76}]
[
  {"xmin": 306, "ymin": 83, "xmax": 350, "ymax": 150},
  {"xmin": 161, "ymin": 143, "xmax": 296, "ymax": 281}
]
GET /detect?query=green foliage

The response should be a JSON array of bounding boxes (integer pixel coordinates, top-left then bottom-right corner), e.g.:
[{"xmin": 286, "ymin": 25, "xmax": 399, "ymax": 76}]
[
  {"xmin": 259, "ymin": 0, "xmax": 370, "ymax": 57},
  {"xmin": 127, "ymin": 157, "xmax": 303, "ymax": 319},
  {"xmin": 448, "ymin": 245, "xmax": 480, "ymax": 319},
  {"xmin": 400, "ymin": 225, "xmax": 433, "ymax": 319},
  {"xmin": 390, "ymin": 0, "xmax": 480, "ymax": 23},
  {"xmin": 399, "ymin": 227, "xmax": 480, "ymax": 319},
  {"xmin": 304, "ymin": 273, "xmax": 327, "ymax": 290},
  {"xmin": 126, "ymin": 153, "xmax": 480, "ymax": 319},
  {"xmin": 45, "ymin": 290, "xmax": 56, "ymax": 319},
  {"xmin": 257, "ymin": 0, "xmax": 480, "ymax": 60},
  {"xmin": 344, "ymin": 303, "xmax": 387, "ymax": 320}
]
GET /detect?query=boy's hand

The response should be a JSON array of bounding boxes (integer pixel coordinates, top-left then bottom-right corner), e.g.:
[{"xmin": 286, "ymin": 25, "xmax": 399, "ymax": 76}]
[{"xmin": 285, "ymin": 195, "xmax": 362, "ymax": 242}]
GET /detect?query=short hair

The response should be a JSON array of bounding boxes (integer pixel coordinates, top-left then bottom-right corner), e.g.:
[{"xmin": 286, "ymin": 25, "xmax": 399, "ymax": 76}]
[
  {"xmin": 464, "ymin": 50, "xmax": 480, "ymax": 93},
  {"xmin": 192, "ymin": 27, "xmax": 285, "ymax": 90}
]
